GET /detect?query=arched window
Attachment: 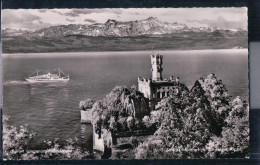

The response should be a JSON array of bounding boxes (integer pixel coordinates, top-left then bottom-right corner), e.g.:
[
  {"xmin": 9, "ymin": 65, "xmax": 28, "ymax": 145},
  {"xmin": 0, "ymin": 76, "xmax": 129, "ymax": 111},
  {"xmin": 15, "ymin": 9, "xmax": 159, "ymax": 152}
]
[
  {"xmin": 157, "ymin": 92, "xmax": 160, "ymax": 98},
  {"xmin": 162, "ymin": 91, "xmax": 165, "ymax": 98}
]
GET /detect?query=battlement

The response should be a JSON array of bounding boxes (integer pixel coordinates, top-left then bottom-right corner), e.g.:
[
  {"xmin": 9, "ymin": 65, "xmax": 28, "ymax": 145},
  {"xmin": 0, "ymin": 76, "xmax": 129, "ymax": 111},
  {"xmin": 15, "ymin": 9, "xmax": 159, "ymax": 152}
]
[
  {"xmin": 151, "ymin": 54, "xmax": 163, "ymax": 62},
  {"xmin": 151, "ymin": 76, "xmax": 180, "ymax": 83},
  {"xmin": 138, "ymin": 77, "xmax": 151, "ymax": 83}
]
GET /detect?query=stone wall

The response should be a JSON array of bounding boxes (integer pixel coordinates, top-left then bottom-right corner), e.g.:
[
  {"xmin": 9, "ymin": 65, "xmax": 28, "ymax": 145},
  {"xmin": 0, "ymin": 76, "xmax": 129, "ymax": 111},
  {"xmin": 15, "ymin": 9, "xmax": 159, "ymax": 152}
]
[
  {"xmin": 137, "ymin": 77, "xmax": 151, "ymax": 99},
  {"xmin": 81, "ymin": 108, "xmax": 92, "ymax": 123}
]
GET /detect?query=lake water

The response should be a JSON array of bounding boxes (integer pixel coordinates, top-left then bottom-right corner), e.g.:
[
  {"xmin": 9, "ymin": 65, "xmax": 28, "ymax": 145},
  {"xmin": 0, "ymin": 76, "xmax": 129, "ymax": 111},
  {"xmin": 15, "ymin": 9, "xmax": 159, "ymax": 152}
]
[{"xmin": 2, "ymin": 49, "xmax": 248, "ymax": 151}]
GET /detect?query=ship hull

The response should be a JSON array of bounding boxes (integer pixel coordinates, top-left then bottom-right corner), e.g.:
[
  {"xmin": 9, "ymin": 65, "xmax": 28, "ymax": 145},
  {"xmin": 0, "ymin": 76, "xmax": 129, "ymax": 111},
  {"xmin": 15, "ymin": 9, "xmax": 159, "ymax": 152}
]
[{"xmin": 25, "ymin": 78, "xmax": 69, "ymax": 83}]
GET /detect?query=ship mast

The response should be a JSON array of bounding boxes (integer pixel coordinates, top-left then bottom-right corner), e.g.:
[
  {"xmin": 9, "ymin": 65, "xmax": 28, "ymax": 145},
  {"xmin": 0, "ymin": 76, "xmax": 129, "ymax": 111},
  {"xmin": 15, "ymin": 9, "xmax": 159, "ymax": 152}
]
[
  {"xmin": 37, "ymin": 69, "xmax": 38, "ymax": 76},
  {"xmin": 58, "ymin": 68, "xmax": 60, "ymax": 77}
]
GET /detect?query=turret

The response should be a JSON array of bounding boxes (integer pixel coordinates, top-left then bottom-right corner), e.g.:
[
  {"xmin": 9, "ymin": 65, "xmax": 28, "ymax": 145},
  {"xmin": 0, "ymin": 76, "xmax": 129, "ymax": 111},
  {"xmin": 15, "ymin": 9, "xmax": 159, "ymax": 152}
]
[
  {"xmin": 176, "ymin": 77, "xmax": 180, "ymax": 84},
  {"xmin": 151, "ymin": 54, "xmax": 163, "ymax": 81},
  {"xmin": 170, "ymin": 75, "xmax": 174, "ymax": 81}
]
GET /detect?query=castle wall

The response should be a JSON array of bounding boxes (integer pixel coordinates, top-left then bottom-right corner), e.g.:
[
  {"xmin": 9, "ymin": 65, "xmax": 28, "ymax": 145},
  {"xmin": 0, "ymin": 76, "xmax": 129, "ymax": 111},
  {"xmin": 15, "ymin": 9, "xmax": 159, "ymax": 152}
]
[
  {"xmin": 137, "ymin": 77, "xmax": 151, "ymax": 99},
  {"xmin": 138, "ymin": 78, "xmax": 180, "ymax": 110},
  {"xmin": 150, "ymin": 82, "xmax": 179, "ymax": 99},
  {"xmin": 137, "ymin": 54, "xmax": 183, "ymax": 110}
]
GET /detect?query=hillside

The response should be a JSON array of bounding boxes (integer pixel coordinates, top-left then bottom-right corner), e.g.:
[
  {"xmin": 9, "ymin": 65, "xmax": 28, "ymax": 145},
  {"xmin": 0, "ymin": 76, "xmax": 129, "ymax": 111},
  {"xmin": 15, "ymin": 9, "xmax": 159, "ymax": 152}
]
[{"xmin": 2, "ymin": 31, "xmax": 247, "ymax": 53}]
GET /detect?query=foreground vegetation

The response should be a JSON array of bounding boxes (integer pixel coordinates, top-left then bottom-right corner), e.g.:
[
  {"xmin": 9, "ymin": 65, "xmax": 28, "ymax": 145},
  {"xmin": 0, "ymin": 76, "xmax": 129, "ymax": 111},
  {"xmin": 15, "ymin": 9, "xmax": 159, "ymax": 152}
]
[
  {"xmin": 3, "ymin": 115, "xmax": 91, "ymax": 160},
  {"xmin": 90, "ymin": 73, "xmax": 249, "ymax": 159}
]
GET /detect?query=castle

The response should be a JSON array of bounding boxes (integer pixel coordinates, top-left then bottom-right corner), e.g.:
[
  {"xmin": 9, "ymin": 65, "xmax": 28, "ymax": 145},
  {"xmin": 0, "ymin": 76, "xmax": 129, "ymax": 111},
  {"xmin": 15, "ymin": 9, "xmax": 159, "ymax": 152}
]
[{"xmin": 138, "ymin": 54, "xmax": 182, "ymax": 110}]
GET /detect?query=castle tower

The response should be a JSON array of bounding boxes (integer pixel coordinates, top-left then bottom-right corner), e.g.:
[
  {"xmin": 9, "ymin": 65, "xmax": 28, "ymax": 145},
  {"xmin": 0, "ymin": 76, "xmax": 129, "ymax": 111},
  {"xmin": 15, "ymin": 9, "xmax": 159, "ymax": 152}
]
[{"xmin": 151, "ymin": 54, "xmax": 163, "ymax": 81}]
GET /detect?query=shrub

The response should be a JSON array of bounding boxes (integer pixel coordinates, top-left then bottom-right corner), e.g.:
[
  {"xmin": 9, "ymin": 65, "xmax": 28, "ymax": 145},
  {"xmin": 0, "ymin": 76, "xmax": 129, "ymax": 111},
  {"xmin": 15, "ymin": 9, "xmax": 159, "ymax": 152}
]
[
  {"xmin": 3, "ymin": 115, "xmax": 90, "ymax": 160},
  {"xmin": 79, "ymin": 99, "xmax": 94, "ymax": 110},
  {"xmin": 126, "ymin": 116, "xmax": 134, "ymax": 131}
]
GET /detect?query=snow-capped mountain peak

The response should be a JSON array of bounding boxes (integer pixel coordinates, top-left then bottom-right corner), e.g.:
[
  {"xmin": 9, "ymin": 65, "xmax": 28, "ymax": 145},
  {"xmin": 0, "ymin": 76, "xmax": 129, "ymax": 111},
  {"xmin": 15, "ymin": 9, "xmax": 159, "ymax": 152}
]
[{"xmin": 2, "ymin": 17, "xmax": 245, "ymax": 38}]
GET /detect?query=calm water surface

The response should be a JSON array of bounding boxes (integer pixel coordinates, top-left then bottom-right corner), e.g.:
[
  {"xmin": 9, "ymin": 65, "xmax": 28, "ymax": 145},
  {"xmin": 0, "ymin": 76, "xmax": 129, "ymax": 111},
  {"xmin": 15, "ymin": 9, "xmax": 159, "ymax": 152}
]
[{"xmin": 3, "ymin": 49, "xmax": 248, "ymax": 151}]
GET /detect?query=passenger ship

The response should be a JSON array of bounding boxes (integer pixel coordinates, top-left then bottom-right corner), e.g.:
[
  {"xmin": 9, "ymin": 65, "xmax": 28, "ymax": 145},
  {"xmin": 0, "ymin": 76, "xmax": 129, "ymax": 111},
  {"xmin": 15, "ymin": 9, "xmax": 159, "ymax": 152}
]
[{"xmin": 25, "ymin": 68, "xmax": 69, "ymax": 82}]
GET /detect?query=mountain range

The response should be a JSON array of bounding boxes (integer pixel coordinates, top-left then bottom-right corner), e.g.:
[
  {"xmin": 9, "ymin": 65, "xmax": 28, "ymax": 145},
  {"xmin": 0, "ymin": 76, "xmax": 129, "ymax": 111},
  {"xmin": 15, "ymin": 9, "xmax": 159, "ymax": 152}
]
[
  {"xmin": 2, "ymin": 17, "xmax": 247, "ymax": 53},
  {"xmin": 2, "ymin": 17, "xmax": 245, "ymax": 38}
]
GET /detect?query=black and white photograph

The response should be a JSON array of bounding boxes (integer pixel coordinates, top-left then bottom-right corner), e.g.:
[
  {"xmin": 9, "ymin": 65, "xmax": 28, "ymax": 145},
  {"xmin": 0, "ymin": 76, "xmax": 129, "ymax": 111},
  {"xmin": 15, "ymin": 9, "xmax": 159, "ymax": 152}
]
[{"xmin": 2, "ymin": 8, "xmax": 249, "ymax": 160}]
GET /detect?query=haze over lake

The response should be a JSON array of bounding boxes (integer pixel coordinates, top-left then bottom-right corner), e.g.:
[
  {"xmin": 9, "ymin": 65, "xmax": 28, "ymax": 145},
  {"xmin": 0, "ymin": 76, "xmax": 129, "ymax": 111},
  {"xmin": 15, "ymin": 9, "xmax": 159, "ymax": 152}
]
[{"xmin": 3, "ymin": 49, "xmax": 248, "ymax": 151}]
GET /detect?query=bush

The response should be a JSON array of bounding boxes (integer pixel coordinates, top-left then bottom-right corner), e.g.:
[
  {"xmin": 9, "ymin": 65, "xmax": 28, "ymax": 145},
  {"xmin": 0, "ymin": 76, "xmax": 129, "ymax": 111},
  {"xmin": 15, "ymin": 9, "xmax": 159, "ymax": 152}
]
[
  {"xmin": 142, "ymin": 116, "xmax": 150, "ymax": 128},
  {"xmin": 79, "ymin": 99, "xmax": 94, "ymax": 110},
  {"xmin": 3, "ymin": 115, "xmax": 91, "ymax": 160},
  {"xmin": 135, "ymin": 140, "xmax": 169, "ymax": 159},
  {"xmin": 126, "ymin": 116, "xmax": 134, "ymax": 131}
]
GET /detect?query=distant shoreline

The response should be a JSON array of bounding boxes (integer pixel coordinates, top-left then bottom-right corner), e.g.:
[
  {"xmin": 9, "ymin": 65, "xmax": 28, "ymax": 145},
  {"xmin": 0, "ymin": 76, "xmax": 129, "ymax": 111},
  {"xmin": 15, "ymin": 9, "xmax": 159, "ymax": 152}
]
[{"xmin": 2, "ymin": 48, "xmax": 248, "ymax": 57}]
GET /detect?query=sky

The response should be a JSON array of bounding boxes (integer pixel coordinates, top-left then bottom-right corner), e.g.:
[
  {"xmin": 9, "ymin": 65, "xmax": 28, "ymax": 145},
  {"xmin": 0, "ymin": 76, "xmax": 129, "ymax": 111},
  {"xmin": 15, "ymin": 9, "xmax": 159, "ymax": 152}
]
[{"xmin": 1, "ymin": 8, "xmax": 247, "ymax": 31}]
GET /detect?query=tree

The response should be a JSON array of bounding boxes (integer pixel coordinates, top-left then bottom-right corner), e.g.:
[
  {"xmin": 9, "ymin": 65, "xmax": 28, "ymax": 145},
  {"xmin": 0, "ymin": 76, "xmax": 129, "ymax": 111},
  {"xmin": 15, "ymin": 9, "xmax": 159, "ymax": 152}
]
[
  {"xmin": 136, "ymin": 85, "xmax": 213, "ymax": 158},
  {"xmin": 206, "ymin": 96, "xmax": 249, "ymax": 158},
  {"xmin": 199, "ymin": 73, "xmax": 230, "ymax": 116},
  {"xmin": 198, "ymin": 74, "xmax": 231, "ymax": 135},
  {"xmin": 91, "ymin": 86, "xmax": 150, "ymax": 134},
  {"xmin": 135, "ymin": 73, "xmax": 249, "ymax": 159}
]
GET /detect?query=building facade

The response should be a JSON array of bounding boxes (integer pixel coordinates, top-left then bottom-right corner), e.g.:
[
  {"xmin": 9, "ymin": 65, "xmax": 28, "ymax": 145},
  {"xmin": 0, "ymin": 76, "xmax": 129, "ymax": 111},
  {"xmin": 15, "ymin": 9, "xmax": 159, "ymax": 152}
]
[{"xmin": 138, "ymin": 54, "xmax": 182, "ymax": 110}]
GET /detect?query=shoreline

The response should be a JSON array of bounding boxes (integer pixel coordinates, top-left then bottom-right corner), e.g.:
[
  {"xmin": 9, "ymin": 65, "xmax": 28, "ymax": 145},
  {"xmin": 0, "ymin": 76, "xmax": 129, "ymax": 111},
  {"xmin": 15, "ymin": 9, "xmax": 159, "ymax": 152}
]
[{"xmin": 2, "ymin": 48, "xmax": 248, "ymax": 57}]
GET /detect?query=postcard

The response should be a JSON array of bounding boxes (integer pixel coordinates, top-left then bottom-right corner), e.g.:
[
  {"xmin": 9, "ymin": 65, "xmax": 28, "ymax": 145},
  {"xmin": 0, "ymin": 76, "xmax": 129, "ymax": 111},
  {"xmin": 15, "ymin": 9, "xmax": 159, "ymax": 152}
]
[{"xmin": 2, "ymin": 8, "xmax": 249, "ymax": 160}]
